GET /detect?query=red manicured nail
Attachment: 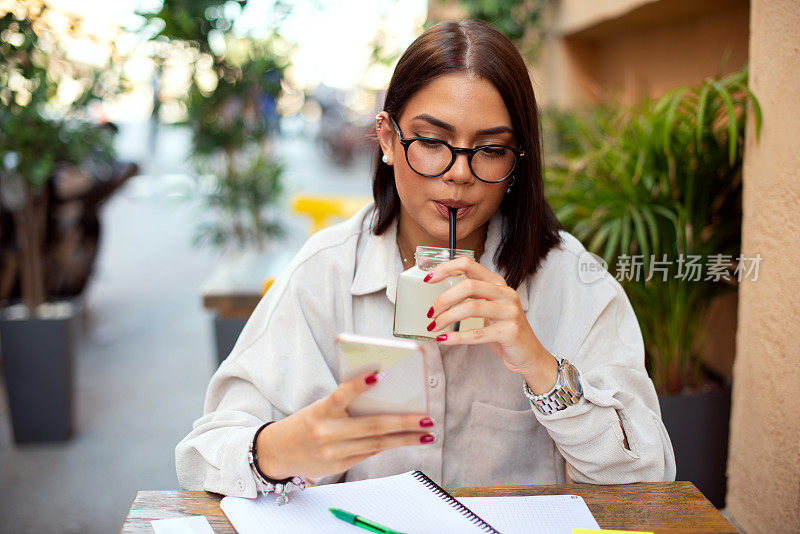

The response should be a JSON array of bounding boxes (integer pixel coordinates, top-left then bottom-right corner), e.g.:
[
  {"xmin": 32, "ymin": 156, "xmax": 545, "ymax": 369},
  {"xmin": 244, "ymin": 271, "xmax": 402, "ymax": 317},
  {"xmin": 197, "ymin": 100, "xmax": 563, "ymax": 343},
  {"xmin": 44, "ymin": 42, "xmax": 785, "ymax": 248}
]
[
  {"xmin": 426, "ymin": 306, "xmax": 434, "ymax": 318},
  {"xmin": 436, "ymin": 334, "xmax": 447, "ymax": 342},
  {"xmin": 365, "ymin": 373, "xmax": 378, "ymax": 385},
  {"xmin": 420, "ymin": 434, "xmax": 436, "ymax": 443},
  {"xmin": 419, "ymin": 417, "xmax": 434, "ymax": 427},
  {"xmin": 423, "ymin": 272, "xmax": 433, "ymax": 282},
  {"xmin": 426, "ymin": 321, "xmax": 436, "ymax": 332}
]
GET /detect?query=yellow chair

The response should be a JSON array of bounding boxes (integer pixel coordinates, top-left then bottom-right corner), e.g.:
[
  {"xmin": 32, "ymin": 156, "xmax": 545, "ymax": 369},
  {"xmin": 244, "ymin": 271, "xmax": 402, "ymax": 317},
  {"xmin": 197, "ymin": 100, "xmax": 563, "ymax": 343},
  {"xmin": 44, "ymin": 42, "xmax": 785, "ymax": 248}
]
[
  {"xmin": 290, "ymin": 194, "xmax": 372, "ymax": 235},
  {"xmin": 259, "ymin": 194, "xmax": 371, "ymax": 296},
  {"xmin": 261, "ymin": 278, "xmax": 275, "ymax": 296}
]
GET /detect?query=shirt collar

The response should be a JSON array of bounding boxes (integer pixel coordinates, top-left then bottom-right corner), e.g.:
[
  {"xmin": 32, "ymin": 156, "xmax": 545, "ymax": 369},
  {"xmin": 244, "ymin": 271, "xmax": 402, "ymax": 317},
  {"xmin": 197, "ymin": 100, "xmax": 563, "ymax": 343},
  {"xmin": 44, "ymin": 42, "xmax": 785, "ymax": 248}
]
[{"xmin": 350, "ymin": 204, "xmax": 529, "ymax": 312}]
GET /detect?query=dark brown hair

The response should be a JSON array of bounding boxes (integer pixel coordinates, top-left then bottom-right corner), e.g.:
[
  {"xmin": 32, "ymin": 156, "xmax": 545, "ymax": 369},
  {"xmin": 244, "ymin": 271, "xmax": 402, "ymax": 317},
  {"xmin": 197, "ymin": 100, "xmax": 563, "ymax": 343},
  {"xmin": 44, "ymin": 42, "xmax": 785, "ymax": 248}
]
[{"xmin": 372, "ymin": 19, "xmax": 562, "ymax": 289}]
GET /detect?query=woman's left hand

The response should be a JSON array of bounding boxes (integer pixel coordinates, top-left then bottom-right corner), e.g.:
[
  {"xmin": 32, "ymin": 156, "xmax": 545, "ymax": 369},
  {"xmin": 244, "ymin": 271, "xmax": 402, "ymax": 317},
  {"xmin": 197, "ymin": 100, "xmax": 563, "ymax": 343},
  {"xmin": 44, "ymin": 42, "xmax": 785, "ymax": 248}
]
[{"xmin": 424, "ymin": 256, "xmax": 557, "ymax": 390}]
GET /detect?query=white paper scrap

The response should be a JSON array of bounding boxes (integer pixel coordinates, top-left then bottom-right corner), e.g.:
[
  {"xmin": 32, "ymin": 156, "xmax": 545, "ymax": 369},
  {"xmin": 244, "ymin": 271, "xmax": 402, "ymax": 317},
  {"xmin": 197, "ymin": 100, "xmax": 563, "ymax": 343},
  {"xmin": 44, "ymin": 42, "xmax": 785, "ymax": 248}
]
[{"xmin": 151, "ymin": 515, "xmax": 215, "ymax": 534}]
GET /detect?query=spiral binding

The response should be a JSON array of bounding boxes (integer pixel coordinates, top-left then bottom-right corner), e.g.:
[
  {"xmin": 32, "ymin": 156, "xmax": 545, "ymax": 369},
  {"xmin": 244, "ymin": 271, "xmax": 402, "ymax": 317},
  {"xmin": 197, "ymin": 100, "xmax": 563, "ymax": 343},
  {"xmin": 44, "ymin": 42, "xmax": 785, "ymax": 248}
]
[{"xmin": 411, "ymin": 471, "xmax": 500, "ymax": 533}]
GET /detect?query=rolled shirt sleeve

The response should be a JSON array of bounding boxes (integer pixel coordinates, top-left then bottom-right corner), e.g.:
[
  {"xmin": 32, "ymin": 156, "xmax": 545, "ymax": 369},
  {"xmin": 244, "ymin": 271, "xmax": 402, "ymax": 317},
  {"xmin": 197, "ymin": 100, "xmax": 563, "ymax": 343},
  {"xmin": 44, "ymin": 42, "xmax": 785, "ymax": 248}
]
[
  {"xmin": 531, "ymin": 271, "xmax": 677, "ymax": 484},
  {"xmin": 175, "ymin": 359, "xmax": 275, "ymax": 497}
]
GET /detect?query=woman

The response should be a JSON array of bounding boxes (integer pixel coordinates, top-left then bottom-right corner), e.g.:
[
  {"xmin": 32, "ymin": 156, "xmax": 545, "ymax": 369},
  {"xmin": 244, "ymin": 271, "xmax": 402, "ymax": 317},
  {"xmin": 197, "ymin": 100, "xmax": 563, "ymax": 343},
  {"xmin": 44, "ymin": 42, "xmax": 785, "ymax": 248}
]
[{"xmin": 176, "ymin": 20, "xmax": 676, "ymax": 498}]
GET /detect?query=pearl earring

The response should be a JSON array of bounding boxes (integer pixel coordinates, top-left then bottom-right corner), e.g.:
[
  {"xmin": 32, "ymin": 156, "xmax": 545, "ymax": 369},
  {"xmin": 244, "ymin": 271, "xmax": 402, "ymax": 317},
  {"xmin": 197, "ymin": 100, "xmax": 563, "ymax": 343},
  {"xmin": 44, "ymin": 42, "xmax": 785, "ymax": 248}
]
[
  {"xmin": 382, "ymin": 154, "xmax": 389, "ymax": 164},
  {"xmin": 505, "ymin": 176, "xmax": 515, "ymax": 194}
]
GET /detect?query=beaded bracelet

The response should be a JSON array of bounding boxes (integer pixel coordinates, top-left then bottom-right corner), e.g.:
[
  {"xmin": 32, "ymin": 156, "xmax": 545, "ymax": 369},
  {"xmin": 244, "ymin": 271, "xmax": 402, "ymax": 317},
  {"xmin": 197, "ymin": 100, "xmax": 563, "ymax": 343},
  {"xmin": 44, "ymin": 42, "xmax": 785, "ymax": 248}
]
[{"xmin": 247, "ymin": 422, "xmax": 307, "ymax": 505}]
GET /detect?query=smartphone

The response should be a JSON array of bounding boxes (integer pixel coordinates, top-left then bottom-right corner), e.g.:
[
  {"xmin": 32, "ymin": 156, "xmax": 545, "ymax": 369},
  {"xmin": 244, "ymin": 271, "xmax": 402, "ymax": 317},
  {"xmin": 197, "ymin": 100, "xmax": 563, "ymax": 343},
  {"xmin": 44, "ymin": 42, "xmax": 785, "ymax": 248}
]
[{"xmin": 336, "ymin": 333, "xmax": 430, "ymax": 417}]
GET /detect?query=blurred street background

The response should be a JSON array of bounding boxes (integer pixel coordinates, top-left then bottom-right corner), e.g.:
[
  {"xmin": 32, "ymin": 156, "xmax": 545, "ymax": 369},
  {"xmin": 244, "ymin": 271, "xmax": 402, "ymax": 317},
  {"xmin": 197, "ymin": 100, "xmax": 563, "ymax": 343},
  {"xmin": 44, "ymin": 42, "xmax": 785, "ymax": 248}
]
[
  {"xmin": 2, "ymin": 0, "xmax": 798, "ymax": 533},
  {"xmin": 0, "ymin": 120, "xmax": 373, "ymax": 532},
  {"xmin": 0, "ymin": 0, "xmax": 421, "ymax": 531}
]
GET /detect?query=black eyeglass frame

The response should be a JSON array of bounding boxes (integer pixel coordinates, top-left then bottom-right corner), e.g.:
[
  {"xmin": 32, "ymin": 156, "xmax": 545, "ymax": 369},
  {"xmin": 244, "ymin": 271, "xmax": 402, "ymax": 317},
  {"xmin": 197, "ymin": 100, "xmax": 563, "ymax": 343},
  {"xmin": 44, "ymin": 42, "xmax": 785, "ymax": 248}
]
[{"xmin": 388, "ymin": 116, "xmax": 525, "ymax": 184}]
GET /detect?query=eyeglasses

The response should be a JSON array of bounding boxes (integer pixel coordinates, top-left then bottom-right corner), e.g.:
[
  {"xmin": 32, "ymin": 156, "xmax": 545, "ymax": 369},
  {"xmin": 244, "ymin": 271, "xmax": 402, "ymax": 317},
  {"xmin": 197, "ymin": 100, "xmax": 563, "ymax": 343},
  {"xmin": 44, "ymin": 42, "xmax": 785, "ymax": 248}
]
[{"xmin": 389, "ymin": 116, "xmax": 524, "ymax": 184}]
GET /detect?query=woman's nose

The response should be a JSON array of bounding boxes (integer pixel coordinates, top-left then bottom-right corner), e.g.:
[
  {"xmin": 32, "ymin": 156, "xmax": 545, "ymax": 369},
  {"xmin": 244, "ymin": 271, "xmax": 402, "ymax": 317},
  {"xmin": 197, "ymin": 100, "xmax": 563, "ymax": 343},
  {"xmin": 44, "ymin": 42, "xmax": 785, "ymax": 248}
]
[{"xmin": 443, "ymin": 152, "xmax": 475, "ymax": 185}]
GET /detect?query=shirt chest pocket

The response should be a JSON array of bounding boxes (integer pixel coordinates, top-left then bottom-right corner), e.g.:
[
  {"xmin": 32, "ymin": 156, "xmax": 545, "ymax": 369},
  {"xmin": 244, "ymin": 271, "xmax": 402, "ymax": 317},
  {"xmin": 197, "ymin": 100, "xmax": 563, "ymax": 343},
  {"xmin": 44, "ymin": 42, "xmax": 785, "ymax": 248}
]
[{"xmin": 462, "ymin": 401, "xmax": 558, "ymax": 486}]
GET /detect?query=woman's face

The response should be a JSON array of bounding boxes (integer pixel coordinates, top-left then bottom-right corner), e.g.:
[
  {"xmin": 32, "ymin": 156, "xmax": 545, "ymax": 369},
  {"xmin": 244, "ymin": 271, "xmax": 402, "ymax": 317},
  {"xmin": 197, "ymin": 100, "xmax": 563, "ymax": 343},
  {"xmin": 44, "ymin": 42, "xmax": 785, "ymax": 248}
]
[{"xmin": 377, "ymin": 72, "xmax": 516, "ymax": 246}]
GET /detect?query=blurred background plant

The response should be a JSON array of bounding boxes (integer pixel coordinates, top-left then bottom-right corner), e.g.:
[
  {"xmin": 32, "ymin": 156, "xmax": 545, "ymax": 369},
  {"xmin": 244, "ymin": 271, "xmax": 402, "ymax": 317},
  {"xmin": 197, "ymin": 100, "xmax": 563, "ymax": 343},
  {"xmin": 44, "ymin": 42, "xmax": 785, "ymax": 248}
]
[
  {"xmin": 432, "ymin": 0, "xmax": 548, "ymax": 59},
  {"xmin": 193, "ymin": 152, "xmax": 285, "ymax": 250},
  {"xmin": 545, "ymin": 66, "xmax": 761, "ymax": 394},
  {"xmin": 0, "ymin": 2, "xmax": 127, "ymax": 315},
  {"xmin": 137, "ymin": 0, "xmax": 292, "ymax": 251}
]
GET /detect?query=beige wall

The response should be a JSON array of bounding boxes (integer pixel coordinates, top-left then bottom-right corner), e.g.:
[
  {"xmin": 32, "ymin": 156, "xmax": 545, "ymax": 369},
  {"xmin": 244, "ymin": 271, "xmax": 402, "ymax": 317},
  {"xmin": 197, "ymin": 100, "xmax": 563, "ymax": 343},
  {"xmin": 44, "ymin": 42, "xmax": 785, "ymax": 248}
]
[
  {"xmin": 541, "ymin": 0, "xmax": 749, "ymax": 107},
  {"xmin": 429, "ymin": 0, "xmax": 749, "ymax": 108},
  {"xmin": 556, "ymin": 0, "xmax": 655, "ymax": 35},
  {"xmin": 726, "ymin": 0, "xmax": 800, "ymax": 531}
]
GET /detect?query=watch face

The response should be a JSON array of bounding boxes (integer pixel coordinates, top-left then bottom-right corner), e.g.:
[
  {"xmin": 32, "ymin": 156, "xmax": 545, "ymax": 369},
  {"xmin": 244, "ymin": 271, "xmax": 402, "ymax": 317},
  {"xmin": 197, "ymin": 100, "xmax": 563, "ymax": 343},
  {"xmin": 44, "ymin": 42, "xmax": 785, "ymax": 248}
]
[{"xmin": 564, "ymin": 363, "xmax": 583, "ymax": 396}]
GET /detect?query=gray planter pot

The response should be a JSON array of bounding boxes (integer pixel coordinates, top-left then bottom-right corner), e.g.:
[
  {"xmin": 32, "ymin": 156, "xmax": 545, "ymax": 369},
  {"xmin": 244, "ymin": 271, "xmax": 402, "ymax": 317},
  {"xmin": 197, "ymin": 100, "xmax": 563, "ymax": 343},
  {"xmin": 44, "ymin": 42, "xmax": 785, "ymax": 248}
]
[
  {"xmin": 214, "ymin": 316, "xmax": 248, "ymax": 365},
  {"xmin": 0, "ymin": 301, "xmax": 77, "ymax": 443},
  {"xmin": 659, "ymin": 385, "xmax": 731, "ymax": 508}
]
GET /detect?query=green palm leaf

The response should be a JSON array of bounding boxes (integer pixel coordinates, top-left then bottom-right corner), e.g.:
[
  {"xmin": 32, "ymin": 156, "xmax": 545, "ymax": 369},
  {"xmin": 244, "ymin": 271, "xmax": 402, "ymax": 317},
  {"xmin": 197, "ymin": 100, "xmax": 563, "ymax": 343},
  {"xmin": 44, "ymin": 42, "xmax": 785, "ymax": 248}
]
[
  {"xmin": 546, "ymin": 65, "xmax": 760, "ymax": 393},
  {"xmin": 711, "ymin": 80, "xmax": 739, "ymax": 166}
]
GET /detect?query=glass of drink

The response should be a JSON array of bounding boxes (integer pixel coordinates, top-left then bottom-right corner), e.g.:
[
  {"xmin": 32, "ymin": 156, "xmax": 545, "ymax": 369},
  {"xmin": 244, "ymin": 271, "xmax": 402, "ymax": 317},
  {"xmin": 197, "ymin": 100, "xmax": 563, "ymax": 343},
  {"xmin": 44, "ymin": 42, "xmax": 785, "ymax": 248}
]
[{"xmin": 393, "ymin": 246, "xmax": 484, "ymax": 341}]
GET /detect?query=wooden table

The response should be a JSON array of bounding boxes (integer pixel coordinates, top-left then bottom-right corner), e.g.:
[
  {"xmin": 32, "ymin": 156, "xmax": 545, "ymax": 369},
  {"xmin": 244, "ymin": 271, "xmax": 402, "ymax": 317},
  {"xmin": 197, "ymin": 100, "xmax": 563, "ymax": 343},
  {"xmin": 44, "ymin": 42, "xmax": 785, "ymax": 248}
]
[{"xmin": 120, "ymin": 482, "xmax": 736, "ymax": 533}]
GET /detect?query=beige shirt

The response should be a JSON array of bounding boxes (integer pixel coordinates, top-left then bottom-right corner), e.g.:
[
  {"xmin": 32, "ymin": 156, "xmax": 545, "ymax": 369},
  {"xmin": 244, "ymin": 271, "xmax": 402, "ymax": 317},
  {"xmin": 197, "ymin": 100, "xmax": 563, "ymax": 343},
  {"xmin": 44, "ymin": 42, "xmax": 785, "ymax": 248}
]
[{"xmin": 175, "ymin": 203, "xmax": 676, "ymax": 497}]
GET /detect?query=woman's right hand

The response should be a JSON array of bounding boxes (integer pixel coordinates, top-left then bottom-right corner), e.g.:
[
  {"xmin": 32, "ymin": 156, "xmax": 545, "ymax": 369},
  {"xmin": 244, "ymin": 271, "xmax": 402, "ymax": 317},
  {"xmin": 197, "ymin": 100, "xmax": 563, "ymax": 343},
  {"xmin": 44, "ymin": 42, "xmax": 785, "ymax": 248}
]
[{"xmin": 255, "ymin": 371, "xmax": 436, "ymax": 481}]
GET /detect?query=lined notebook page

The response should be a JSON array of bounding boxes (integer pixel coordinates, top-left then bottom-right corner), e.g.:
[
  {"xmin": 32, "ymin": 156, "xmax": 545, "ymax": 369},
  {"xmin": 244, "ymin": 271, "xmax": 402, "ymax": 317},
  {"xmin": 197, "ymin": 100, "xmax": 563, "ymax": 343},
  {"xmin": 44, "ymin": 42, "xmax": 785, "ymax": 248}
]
[
  {"xmin": 220, "ymin": 471, "xmax": 492, "ymax": 534},
  {"xmin": 457, "ymin": 495, "xmax": 600, "ymax": 534}
]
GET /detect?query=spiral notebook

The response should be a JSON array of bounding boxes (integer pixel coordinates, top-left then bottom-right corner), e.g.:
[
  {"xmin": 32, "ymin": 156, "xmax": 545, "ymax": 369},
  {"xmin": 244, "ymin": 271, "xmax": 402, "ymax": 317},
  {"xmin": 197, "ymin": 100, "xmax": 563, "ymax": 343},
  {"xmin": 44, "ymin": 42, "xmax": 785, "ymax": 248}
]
[{"xmin": 220, "ymin": 471, "xmax": 599, "ymax": 534}]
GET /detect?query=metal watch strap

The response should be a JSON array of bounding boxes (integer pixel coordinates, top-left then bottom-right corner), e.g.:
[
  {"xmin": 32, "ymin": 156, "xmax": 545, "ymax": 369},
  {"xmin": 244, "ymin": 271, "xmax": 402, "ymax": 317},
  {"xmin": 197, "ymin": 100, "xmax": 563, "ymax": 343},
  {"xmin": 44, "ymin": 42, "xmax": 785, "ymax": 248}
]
[{"xmin": 523, "ymin": 357, "xmax": 583, "ymax": 415}]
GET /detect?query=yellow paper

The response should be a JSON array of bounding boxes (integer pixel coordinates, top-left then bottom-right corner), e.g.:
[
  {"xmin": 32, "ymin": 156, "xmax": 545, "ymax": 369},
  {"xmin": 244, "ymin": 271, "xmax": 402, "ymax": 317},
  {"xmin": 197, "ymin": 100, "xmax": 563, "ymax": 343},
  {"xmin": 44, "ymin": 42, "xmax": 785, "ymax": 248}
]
[{"xmin": 572, "ymin": 530, "xmax": 653, "ymax": 534}]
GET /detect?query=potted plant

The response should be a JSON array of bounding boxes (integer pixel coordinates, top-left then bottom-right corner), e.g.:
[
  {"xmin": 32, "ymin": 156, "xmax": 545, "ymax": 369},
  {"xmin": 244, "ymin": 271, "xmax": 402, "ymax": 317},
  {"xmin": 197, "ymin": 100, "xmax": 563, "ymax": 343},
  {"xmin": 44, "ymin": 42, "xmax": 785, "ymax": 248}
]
[
  {"xmin": 137, "ymin": 1, "xmax": 290, "ymax": 361},
  {"xmin": 0, "ymin": 4, "xmax": 126, "ymax": 442},
  {"xmin": 138, "ymin": 0, "xmax": 290, "ymax": 251},
  {"xmin": 545, "ymin": 67, "xmax": 761, "ymax": 507}
]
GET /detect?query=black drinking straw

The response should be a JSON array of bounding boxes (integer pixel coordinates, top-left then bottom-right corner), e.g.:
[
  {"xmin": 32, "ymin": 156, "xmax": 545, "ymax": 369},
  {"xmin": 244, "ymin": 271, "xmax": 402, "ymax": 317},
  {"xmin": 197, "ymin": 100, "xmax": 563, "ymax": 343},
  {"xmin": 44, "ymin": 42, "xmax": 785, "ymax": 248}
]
[
  {"xmin": 448, "ymin": 207, "xmax": 457, "ymax": 257},
  {"xmin": 449, "ymin": 207, "xmax": 460, "ymax": 332}
]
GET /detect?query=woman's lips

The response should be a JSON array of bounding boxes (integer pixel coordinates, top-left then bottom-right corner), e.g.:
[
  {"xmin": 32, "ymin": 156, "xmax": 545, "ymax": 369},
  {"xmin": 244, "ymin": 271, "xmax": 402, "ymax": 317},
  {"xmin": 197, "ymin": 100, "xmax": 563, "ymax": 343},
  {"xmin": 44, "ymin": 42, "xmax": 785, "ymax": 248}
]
[{"xmin": 433, "ymin": 201, "xmax": 474, "ymax": 220}]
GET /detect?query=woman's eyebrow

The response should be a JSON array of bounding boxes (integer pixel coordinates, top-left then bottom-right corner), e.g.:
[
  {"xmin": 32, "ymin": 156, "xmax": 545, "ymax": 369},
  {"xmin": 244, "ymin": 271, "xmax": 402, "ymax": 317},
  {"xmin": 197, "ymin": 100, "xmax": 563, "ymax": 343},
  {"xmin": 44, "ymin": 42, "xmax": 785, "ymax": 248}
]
[{"xmin": 410, "ymin": 113, "xmax": 513, "ymax": 136}]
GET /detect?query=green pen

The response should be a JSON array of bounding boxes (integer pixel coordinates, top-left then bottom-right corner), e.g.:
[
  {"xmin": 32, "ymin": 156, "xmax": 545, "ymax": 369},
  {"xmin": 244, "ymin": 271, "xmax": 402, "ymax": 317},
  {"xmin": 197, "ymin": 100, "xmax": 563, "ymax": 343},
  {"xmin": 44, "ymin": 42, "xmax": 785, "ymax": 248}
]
[{"xmin": 328, "ymin": 507, "xmax": 406, "ymax": 534}]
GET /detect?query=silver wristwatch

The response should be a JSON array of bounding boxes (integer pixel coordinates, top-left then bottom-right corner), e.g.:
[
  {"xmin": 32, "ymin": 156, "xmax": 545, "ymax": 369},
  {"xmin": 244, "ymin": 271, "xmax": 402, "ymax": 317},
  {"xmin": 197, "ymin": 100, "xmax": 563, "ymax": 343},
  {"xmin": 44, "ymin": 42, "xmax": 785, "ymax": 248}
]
[{"xmin": 523, "ymin": 356, "xmax": 583, "ymax": 415}]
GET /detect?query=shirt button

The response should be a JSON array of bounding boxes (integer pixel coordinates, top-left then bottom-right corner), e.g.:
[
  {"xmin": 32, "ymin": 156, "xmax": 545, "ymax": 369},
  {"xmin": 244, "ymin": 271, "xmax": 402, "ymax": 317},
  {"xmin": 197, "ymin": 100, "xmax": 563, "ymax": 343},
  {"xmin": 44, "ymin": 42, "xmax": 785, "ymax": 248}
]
[
  {"xmin": 237, "ymin": 479, "xmax": 246, "ymax": 492},
  {"xmin": 428, "ymin": 377, "xmax": 438, "ymax": 387}
]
